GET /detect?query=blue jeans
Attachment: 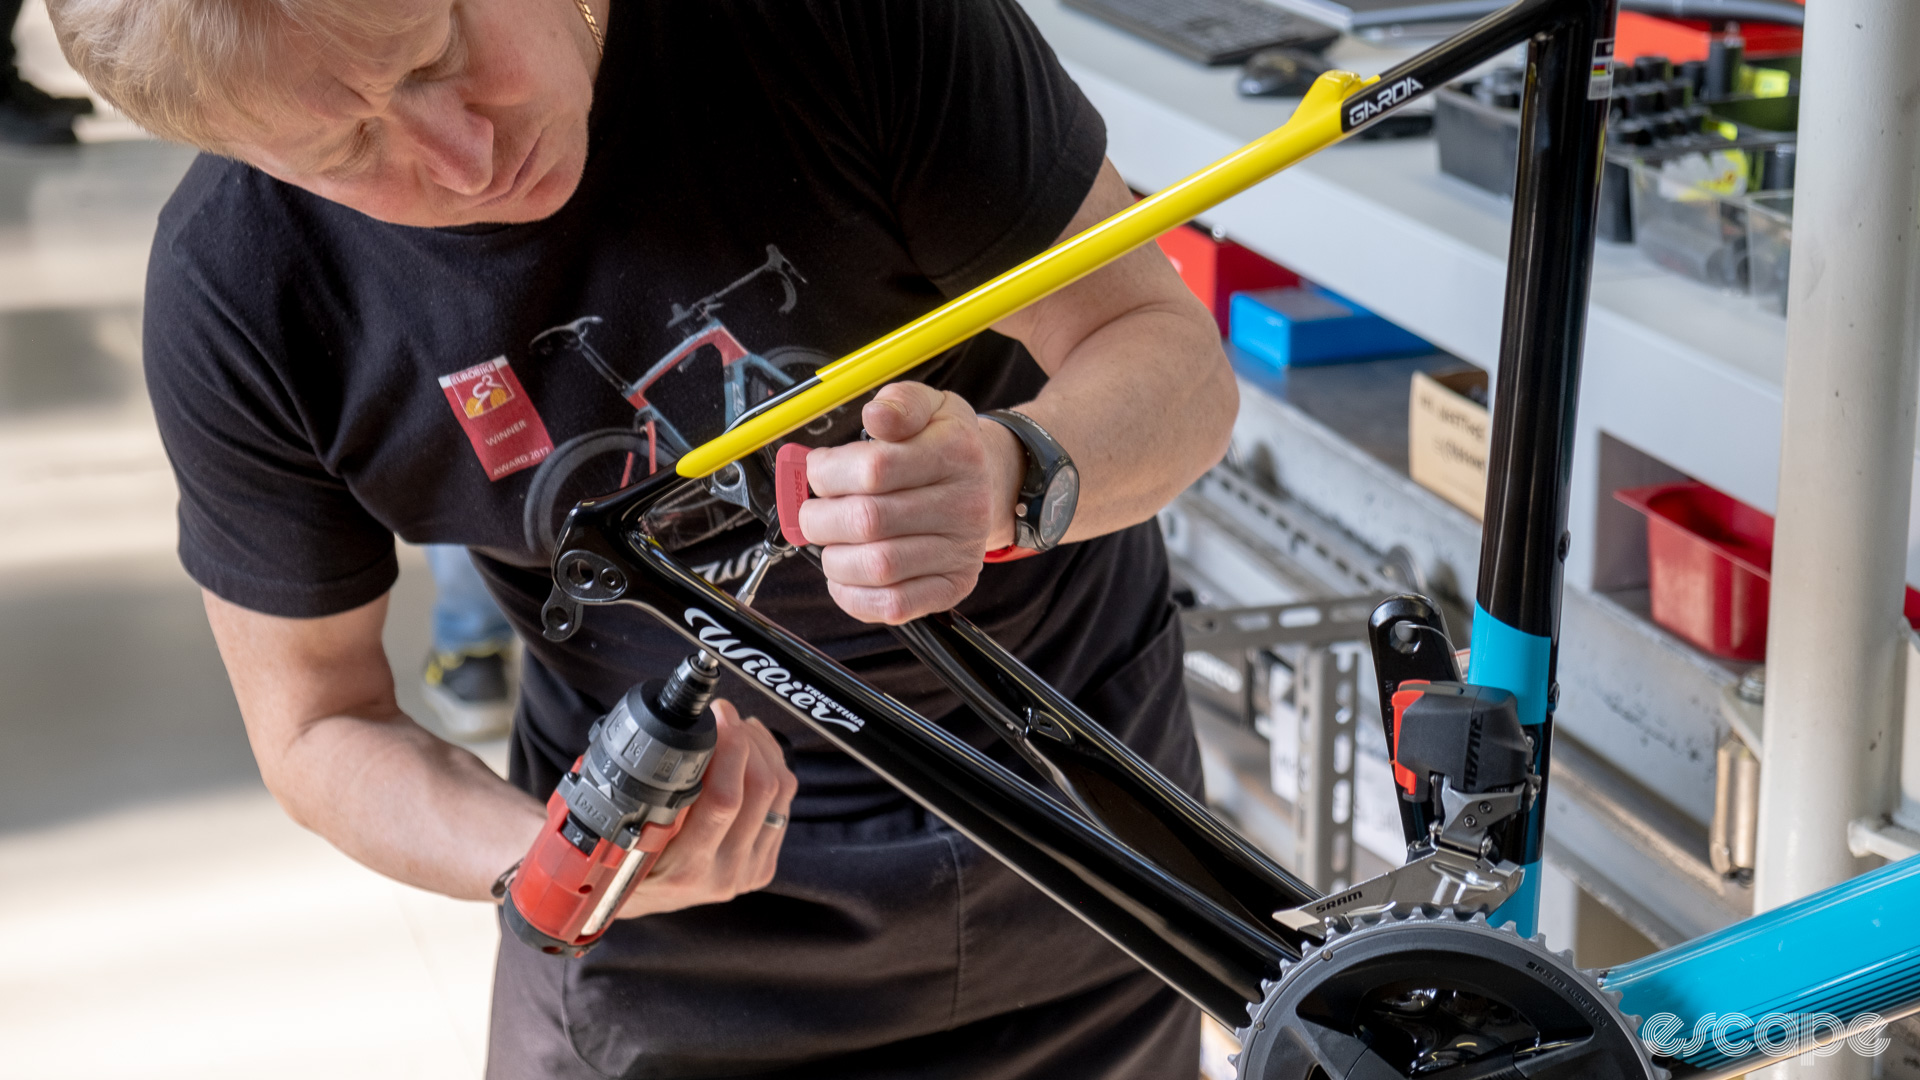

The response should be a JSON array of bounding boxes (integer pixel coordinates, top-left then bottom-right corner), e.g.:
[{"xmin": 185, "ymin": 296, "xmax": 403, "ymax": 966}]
[{"xmin": 427, "ymin": 544, "xmax": 514, "ymax": 655}]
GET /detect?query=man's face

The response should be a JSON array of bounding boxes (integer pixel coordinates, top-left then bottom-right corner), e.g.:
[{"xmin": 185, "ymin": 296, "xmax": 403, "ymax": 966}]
[{"xmin": 231, "ymin": 0, "xmax": 600, "ymax": 228}]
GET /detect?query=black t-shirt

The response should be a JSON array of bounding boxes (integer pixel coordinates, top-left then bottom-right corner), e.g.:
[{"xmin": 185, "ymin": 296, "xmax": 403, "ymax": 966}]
[{"xmin": 146, "ymin": 0, "xmax": 1179, "ymax": 816}]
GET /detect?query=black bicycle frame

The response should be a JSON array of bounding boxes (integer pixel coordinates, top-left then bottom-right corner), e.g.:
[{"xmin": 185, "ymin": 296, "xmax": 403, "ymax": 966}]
[{"xmin": 539, "ymin": 0, "xmax": 1618, "ymax": 1029}]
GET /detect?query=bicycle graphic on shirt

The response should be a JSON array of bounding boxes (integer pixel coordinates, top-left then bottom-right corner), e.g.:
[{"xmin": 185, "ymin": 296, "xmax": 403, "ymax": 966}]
[{"xmin": 521, "ymin": 246, "xmax": 840, "ymax": 555}]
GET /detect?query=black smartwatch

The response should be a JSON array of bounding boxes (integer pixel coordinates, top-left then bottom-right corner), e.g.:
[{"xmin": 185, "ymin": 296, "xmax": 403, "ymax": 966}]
[{"xmin": 979, "ymin": 408, "xmax": 1079, "ymax": 559}]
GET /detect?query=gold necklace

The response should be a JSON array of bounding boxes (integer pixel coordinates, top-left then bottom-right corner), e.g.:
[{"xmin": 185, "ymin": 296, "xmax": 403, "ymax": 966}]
[{"xmin": 573, "ymin": 0, "xmax": 605, "ymax": 56}]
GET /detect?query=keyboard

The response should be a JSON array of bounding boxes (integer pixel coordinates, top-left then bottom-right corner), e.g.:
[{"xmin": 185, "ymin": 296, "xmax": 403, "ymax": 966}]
[{"xmin": 1063, "ymin": 0, "xmax": 1341, "ymax": 66}]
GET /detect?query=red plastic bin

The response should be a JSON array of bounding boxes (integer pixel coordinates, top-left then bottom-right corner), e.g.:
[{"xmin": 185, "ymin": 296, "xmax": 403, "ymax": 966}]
[
  {"xmin": 1615, "ymin": 481, "xmax": 1920, "ymax": 662},
  {"xmin": 1155, "ymin": 223, "xmax": 1298, "ymax": 336}
]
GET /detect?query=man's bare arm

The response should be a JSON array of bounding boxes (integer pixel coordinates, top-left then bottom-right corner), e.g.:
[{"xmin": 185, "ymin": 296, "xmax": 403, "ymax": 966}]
[
  {"xmin": 799, "ymin": 159, "xmax": 1237, "ymax": 624},
  {"xmin": 205, "ymin": 589, "xmax": 544, "ymax": 900},
  {"xmin": 203, "ymin": 588, "xmax": 795, "ymax": 909},
  {"xmin": 989, "ymin": 157, "xmax": 1238, "ymax": 546}
]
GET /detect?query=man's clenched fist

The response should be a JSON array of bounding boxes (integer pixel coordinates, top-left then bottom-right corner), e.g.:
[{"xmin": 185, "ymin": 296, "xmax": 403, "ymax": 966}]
[{"xmin": 798, "ymin": 382, "xmax": 1024, "ymax": 624}]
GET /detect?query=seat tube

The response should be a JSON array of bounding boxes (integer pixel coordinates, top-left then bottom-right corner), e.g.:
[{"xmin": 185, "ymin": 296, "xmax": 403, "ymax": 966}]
[{"xmin": 1465, "ymin": 0, "xmax": 1617, "ymax": 938}]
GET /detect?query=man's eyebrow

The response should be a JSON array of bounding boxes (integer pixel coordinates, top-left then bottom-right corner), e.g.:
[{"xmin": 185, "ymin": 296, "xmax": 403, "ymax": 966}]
[
  {"xmin": 283, "ymin": 113, "xmax": 370, "ymax": 177},
  {"xmin": 407, "ymin": 16, "xmax": 463, "ymax": 81},
  {"xmin": 310, "ymin": 128, "xmax": 368, "ymax": 176},
  {"xmin": 277, "ymin": 12, "xmax": 456, "ymax": 174}
]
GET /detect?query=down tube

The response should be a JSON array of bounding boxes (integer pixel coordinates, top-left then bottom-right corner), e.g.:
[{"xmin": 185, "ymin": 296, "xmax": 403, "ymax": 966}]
[
  {"xmin": 546, "ymin": 482, "xmax": 1290, "ymax": 1025},
  {"xmin": 1462, "ymin": 0, "xmax": 1618, "ymax": 937},
  {"xmin": 1604, "ymin": 853, "xmax": 1920, "ymax": 1078}
]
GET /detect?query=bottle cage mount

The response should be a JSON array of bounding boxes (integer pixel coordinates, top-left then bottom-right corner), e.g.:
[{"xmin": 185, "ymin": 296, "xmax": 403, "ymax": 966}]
[{"xmin": 537, "ymin": 0, "xmax": 1920, "ymax": 1075}]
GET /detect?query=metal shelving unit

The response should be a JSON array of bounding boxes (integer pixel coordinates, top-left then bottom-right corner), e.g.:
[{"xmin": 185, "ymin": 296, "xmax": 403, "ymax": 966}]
[{"xmin": 1019, "ymin": 0, "xmax": 1920, "ymax": 599}]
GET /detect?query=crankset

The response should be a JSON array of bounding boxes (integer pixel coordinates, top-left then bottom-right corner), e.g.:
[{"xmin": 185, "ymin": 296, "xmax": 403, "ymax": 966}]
[{"xmin": 1234, "ymin": 908, "xmax": 1660, "ymax": 1080}]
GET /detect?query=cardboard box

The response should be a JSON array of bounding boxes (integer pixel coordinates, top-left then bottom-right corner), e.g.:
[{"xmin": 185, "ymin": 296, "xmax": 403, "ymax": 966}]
[{"xmin": 1409, "ymin": 368, "xmax": 1491, "ymax": 519}]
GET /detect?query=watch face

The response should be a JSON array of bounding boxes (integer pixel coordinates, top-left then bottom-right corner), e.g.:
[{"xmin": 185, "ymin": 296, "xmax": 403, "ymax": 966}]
[{"xmin": 1037, "ymin": 465, "xmax": 1080, "ymax": 547}]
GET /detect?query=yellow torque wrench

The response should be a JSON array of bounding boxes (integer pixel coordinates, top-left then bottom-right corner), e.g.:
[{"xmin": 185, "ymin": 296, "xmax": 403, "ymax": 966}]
[{"xmin": 674, "ymin": 68, "xmax": 1377, "ymax": 480}]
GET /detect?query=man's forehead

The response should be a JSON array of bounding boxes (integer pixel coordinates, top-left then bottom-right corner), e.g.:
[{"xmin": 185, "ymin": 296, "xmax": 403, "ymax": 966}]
[
  {"xmin": 288, "ymin": 0, "xmax": 451, "ymax": 105},
  {"xmin": 230, "ymin": 0, "xmax": 444, "ymax": 151}
]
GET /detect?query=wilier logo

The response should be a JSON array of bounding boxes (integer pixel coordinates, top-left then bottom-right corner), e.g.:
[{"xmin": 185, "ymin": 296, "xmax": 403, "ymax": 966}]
[{"xmin": 683, "ymin": 607, "xmax": 867, "ymax": 732}]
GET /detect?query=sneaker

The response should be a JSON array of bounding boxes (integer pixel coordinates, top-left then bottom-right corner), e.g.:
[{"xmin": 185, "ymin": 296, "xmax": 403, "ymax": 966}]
[
  {"xmin": 423, "ymin": 646, "xmax": 515, "ymax": 742},
  {"xmin": 0, "ymin": 74, "xmax": 87, "ymax": 145}
]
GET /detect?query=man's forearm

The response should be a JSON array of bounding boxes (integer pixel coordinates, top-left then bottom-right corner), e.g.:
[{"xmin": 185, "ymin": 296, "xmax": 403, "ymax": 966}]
[
  {"xmin": 207, "ymin": 590, "xmax": 545, "ymax": 903},
  {"xmin": 264, "ymin": 707, "xmax": 545, "ymax": 900},
  {"xmin": 757, "ymin": 162, "xmax": 1235, "ymax": 622},
  {"xmin": 984, "ymin": 158, "xmax": 1240, "ymax": 550},
  {"xmin": 998, "ymin": 301, "xmax": 1236, "ymax": 546}
]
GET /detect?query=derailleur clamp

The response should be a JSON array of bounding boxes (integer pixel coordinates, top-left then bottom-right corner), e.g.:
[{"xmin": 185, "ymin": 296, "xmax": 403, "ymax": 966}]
[{"xmin": 1272, "ymin": 777, "xmax": 1531, "ymax": 937}]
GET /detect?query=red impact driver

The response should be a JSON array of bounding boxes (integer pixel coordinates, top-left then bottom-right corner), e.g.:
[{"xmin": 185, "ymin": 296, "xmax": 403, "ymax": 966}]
[
  {"xmin": 504, "ymin": 653, "xmax": 721, "ymax": 957},
  {"xmin": 505, "ymin": 537, "xmax": 792, "ymax": 957}
]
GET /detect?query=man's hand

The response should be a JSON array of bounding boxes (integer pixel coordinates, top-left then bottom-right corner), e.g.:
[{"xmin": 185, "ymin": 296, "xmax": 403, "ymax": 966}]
[
  {"xmin": 799, "ymin": 382, "xmax": 1025, "ymax": 624},
  {"xmin": 616, "ymin": 699, "xmax": 798, "ymax": 918},
  {"xmin": 797, "ymin": 159, "xmax": 1234, "ymax": 627}
]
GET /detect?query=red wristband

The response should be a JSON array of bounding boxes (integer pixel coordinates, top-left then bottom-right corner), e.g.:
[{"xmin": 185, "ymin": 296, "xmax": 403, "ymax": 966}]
[{"xmin": 984, "ymin": 545, "xmax": 1040, "ymax": 563}]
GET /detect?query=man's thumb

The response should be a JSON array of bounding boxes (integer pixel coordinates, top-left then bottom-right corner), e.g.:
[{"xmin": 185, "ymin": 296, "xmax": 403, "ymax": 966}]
[{"xmin": 862, "ymin": 382, "xmax": 946, "ymax": 442}]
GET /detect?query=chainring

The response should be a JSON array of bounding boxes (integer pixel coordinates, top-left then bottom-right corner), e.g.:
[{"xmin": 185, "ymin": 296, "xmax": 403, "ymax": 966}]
[{"xmin": 1234, "ymin": 908, "xmax": 1662, "ymax": 1080}]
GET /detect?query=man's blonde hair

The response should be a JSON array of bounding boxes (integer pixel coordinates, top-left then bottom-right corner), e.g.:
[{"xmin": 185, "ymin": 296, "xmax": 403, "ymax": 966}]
[{"xmin": 47, "ymin": 0, "xmax": 433, "ymax": 152}]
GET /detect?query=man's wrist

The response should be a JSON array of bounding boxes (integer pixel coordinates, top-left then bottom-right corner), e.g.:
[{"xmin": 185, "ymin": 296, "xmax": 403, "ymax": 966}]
[{"xmin": 976, "ymin": 414, "xmax": 1025, "ymax": 552}]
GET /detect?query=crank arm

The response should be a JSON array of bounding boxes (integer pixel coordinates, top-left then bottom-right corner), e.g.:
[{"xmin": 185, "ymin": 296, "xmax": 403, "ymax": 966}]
[{"xmin": 1367, "ymin": 595, "xmax": 1461, "ymax": 850}]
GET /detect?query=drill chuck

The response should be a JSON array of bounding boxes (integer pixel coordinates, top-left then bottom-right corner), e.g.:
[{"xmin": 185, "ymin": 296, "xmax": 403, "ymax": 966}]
[
  {"xmin": 660, "ymin": 649, "xmax": 720, "ymax": 719},
  {"xmin": 505, "ymin": 657, "xmax": 720, "ymax": 957}
]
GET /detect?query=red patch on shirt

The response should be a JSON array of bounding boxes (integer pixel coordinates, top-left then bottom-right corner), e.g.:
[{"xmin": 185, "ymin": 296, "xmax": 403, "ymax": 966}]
[{"xmin": 438, "ymin": 357, "xmax": 555, "ymax": 481}]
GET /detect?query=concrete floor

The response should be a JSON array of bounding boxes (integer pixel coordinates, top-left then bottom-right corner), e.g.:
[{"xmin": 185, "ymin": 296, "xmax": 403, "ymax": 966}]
[{"xmin": 0, "ymin": 12, "xmax": 503, "ymax": 1075}]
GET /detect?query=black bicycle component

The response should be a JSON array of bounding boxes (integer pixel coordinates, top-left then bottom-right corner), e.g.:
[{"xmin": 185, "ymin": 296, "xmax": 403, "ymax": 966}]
[
  {"xmin": 1461, "ymin": 0, "xmax": 1616, "ymax": 903},
  {"xmin": 1269, "ymin": 679, "xmax": 1537, "ymax": 936},
  {"xmin": 1476, "ymin": 2, "xmax": 1611, "ymax": 640},
  {"xmin": 1367, "ymin": 595, "xmax": 1460, "ymax": 848},
  {"xmin": 1234, "ymin": 910, "xmax": 1657, "ymax": 1080},
  {"xmin": 546, "ymin": 470, "xmax": 1300, "ymax": 1024},
  {"xmin": 1393, "ymin": 684, "xmax": 1530, "ymax": 804},
  {"xmin": 532, "ymin": 316, "xmax": 626, "ymax": 392},
  {"xmin": 891, "ymin": 612, "xmax": 1319, "ymax": 939}
]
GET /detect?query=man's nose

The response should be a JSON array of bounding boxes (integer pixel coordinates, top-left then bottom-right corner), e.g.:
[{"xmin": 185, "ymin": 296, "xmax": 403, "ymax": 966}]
[{"xmin": 392, "ymin": 88, "xmax": 494, "ymax": 196}]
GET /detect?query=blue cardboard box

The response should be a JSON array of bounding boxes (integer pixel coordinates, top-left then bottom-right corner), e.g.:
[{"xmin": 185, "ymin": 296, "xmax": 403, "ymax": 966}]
[{"xmin": 1229, "ymin": 286, "xmax": 1431, "ymax": 368}]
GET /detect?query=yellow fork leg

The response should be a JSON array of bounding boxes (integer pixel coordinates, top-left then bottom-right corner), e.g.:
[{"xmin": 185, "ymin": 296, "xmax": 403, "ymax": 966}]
[{"xmin": 675, "ymin": 69, "xmax": 1376, "ymax": 479}]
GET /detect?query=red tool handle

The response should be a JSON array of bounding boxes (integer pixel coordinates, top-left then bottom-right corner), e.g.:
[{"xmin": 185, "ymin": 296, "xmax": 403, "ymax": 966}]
[
  {"xmin": 775, "ymin": 440, "xmax": 1034, "ymax": 561},
  {"xmin": 774, "ymin": 443, "xmax": 812, "ymax": 548}
]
